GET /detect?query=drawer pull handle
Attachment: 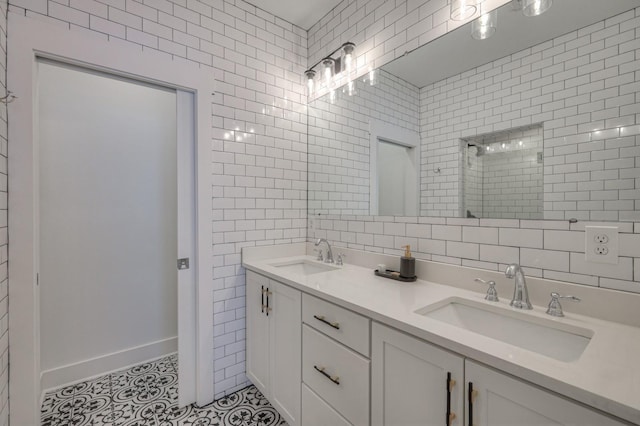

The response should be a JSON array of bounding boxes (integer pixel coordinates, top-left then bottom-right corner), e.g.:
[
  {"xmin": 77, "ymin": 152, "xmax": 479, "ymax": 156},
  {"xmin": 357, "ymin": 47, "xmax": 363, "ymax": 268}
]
[
  {"xmin": 313, "ymin": 365, "xmax": 340, "ymax": 385},
  {"xmin": 313, "ymin": 315, "xmax": 340, "ymax": 330}
]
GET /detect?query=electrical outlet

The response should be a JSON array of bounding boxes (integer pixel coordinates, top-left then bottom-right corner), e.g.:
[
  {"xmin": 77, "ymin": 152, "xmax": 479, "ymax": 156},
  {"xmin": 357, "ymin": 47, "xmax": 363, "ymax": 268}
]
[
  {"xmin": 594, "ymin": 234, "xmax": 609, "ymax": 244},
  {"xmin": 585, "ymin": 226, "xmax": 618, "ymax": 264}
]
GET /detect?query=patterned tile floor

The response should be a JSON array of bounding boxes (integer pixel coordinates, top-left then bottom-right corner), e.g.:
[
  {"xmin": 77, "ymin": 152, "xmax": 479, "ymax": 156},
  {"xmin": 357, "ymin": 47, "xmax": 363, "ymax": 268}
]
[{"xmin": 41, "ymin": 354, "xmax": 288, "ymax": 425}]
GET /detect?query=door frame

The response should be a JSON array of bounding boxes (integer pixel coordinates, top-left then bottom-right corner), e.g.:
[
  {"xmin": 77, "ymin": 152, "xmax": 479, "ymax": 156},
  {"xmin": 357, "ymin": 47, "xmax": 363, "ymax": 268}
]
[{"xmin": 8, "ymin": 15, "xmax": 215, "ymax": 424}]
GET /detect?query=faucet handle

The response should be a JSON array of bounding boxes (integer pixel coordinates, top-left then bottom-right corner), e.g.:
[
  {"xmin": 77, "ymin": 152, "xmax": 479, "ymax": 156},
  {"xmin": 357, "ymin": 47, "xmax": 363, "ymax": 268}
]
[
  {"xmin": 475, "ymin": 278, "xmax": 499, "ymax": 302},
  {"xmin": 314, "ymin": 248, "xmax": 324, "ymax": 262},
  {"xmin": 546, "ymin": 292, "xmax": 580, "ymax": 317},
  {"xmin": 336, "ymin": 253, "xmax": 346, "ymax": 266}
]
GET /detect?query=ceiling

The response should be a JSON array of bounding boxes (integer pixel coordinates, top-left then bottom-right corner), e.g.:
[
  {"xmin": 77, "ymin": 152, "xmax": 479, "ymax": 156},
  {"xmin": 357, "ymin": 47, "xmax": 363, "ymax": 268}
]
[
  {"xmin": 383, "ymin": 0, "xmax": 640, "ymax": 88},
  {"xmin": 246, "ymin": 0, "xmax": 344, "ymax": 30}
]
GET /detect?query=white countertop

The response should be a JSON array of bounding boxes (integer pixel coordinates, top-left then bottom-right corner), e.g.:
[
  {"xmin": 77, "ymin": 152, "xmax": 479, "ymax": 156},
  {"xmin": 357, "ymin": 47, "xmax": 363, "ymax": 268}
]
[{"xmin": 242, "ymin": 246, "xmax": 640, "ymax": 424}]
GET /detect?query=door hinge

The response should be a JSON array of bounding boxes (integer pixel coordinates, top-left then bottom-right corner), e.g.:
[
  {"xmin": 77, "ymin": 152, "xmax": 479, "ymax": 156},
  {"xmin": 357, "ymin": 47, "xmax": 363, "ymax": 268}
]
[{"xmin": 177, "ymin": 258, "xmax": 190, "ymax": 270}]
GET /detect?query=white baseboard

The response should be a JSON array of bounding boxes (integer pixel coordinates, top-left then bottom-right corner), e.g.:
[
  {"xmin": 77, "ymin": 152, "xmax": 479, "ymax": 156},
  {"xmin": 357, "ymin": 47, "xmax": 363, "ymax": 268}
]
[{"xmin": 41, "ymin": 337, "xmax": 177, "ymax": 392}]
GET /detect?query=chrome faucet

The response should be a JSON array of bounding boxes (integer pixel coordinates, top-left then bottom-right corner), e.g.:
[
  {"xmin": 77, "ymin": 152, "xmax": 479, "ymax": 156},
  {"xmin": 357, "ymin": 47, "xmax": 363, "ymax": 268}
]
[
  {"xmin": 314, "ymin": 238, "xmax": 334, "ymax": 264},
  {"xmin": 505, "ymin": 264, "xmax": 532, "ymax": 310}
]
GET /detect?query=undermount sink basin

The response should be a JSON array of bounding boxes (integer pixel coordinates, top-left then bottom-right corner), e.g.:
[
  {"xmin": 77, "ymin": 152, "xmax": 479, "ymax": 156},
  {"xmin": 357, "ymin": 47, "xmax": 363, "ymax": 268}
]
[
  {"xmin": 270, "ymin": 259, "xmax": 339, "ymax": 276},
  {"xmin": 415, "ymin": 298, "xmax": 593, "ymax": 362}
]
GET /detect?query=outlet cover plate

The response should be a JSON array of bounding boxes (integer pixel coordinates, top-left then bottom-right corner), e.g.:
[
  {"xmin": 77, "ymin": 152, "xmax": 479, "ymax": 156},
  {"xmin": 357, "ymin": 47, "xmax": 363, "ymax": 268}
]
[{"xmin": 585, "ymin": 226, "xmax": 618, "ymax": 264}]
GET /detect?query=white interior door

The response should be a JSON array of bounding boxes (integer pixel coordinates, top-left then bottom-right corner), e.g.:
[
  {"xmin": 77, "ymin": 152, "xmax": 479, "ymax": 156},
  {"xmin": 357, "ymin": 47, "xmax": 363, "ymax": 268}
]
[
  {"xmin": 37, "ymin": 60, "xmax": 196, "ymax": 402},
  {"xmin": 177, "ymin": 90, "xmax": 197, "ymax": 406}
]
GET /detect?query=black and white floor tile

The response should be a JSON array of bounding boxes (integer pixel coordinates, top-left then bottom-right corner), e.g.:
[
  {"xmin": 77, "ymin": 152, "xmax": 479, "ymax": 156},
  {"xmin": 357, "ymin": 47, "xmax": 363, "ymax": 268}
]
[{"xmin": 41, "ymin": 354, "xmax": 288, "ymax": 426}]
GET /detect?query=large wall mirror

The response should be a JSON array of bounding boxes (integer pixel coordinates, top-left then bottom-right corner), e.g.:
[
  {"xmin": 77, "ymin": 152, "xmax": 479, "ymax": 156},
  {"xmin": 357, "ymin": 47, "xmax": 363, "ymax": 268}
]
[{"xmin": 308, "ymin": 0, "xmax": 640, "ymax": 222}]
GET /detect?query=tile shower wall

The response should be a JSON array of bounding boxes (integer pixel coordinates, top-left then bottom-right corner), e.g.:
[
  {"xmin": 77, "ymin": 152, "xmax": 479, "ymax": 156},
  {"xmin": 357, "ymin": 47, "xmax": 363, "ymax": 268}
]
[
  {"xmin": 463, "ymin": 126, "xmax": 543, "ymax": 220},
  {"xmin": 0, "ymin": 0, "xmax": 7, "ymax": 424},
  {"xmin": 310, "ymin": 215, "xmax": 640, "ymax": 293},
  {"xmin": 308, "ymin": 69, "xmax": 419, "ymax": 215},
  {"xmin": 9, "ymin": 0, "xmax": 307, "ymax": 399},
  {"xmin": 307, "ymin": 0, "xmax": 511, "ymax": 98},
  {"xmin": 421, "ymin": 7, "xmax": 640, "ymax": 221}
]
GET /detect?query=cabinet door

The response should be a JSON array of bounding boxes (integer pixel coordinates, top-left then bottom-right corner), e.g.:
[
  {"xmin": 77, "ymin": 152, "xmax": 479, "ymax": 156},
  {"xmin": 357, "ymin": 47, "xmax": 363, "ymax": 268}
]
[
  {"xmin": 270, "ymin": 280, "xmax": 302, "ymax": 426},
  {"xmin": 465, "ymin": 360, "xmax": 626, "ymax": 426},
  {"xmin": 372, "ymin": 323, "xmax": 464, "ymax": 426},
  {"xmin": 246, "ymin": 271, "xmax": 270, "ymax": 396}
]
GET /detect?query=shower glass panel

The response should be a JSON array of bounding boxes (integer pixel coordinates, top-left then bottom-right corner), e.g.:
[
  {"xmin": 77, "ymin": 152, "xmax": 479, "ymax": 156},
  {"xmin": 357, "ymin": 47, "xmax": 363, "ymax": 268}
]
[{"xmin": 462, "ymin": 125, "xmax": 543, "ymax": 219}]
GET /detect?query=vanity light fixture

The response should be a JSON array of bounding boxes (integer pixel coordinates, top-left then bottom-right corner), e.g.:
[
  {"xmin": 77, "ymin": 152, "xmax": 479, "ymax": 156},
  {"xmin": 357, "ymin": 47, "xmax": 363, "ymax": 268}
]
[
  {"xmin": 471, "ymin": 6, "xmax": 497, "ymax": 40},
  {"xmin": 520, "ymin": 0, "xmax": 552, "ymax": 17},
  {"xmin": 304, "ymin": 42, "xmax": 357, "ymax": 98},
  {"xmin": 451, "ymin": 0, "xmax": 479, "ymax": 21}
]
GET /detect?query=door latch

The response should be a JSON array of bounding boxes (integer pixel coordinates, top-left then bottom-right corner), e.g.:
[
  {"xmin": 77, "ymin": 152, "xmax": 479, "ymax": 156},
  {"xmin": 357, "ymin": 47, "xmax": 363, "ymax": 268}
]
[{"xmin": 177, "ymin": 258, "xmax": 190, "ymax": 270}]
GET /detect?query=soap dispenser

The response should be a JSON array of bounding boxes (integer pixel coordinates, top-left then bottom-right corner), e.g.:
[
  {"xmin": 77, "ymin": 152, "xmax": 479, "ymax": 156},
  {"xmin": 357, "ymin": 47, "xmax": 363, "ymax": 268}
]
[{"xmin": 400, "ymin": 245, "xmax": 415, "ymax": 278}]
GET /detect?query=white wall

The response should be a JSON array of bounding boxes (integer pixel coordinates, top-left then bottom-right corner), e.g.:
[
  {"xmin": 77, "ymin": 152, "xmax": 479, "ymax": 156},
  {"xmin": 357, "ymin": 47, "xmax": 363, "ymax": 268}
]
[
  {"xmin": 38, "ymin": 61, "xmax": 178, "ymax": 384},
  {"xmin": 8, "ymin": 0, "xmax": 307, "ymax": 398}
]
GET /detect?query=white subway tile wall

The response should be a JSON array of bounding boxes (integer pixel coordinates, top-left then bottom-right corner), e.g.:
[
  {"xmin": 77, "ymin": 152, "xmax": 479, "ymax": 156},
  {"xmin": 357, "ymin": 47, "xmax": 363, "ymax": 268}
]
[
  {"xmin": 308, "ymin": 69, "xmax": 419, "ymax": 215},
  {"xmin": 0, "ymin": 1, "xmax": 7, "ymax": 423},
  {"xmin": 9, "ymin": 0, "xmax": 307, "ymax": 399},
  {"xmin": 421, "ymin": 8, "xmax": 640, "ymax": 220},
  {"xmin": 310, "ymin": 215, "xmax": 640, "ymax": 293}
]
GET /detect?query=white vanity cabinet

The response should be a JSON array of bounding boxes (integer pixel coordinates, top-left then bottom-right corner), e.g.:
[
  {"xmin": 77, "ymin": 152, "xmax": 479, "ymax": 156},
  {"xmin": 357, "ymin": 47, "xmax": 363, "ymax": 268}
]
[
  {"xmin": 302, "ymin": 293, "xmax": 371, "ymax": 426},
  {"xmin": 465, "ymin": 360, "xmax": 626, "ymax": 426},
  {"xmin": 246, "ymin": 271, "xmax": 301, "ymax": 426},
  {"xmin": 372, "ymin": 323, "xmax": 464, "ymax": 426},
  {"xmin": 371, "ymin": 322, "xmax": 627, "ymax": 426}
]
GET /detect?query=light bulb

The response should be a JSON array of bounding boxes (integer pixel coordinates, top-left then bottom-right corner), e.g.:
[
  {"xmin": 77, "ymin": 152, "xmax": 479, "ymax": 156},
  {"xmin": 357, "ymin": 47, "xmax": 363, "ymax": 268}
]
[
  {"xmin": 451, "ymin": 0, "xmax": 478, "ymax": 21},
  {"xmin": 368, "ymin": 67, "xmax": 377, "ymax": 86},
  {"xmin": 305, "ymin": 69, "xmax": 316, "ymax": 97},
  {"xmin": 344, "ymin": 80, "xmax": 356, "ymax": 97},
  {"xmin": 341, "ymin": 42, "xmax": 356, "ymax": 76},
  {"xmin": 329, "ymin": 89, "xmax": 337, "ymax": 104},
  {"xmin": 322, "ymin": 58, "xmax": 335, "ymax": 88},
  {"xmin": 471, "ymin": 8, "xmax": 497, "ymax": 40},
  {"xmin": 522, "ymin": 0, "xmax": 552, "ymax": 17}
]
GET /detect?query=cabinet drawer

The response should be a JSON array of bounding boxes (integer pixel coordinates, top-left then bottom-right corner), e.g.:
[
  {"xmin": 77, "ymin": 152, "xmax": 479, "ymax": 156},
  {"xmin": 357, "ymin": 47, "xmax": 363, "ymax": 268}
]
[
  {"xmin": 302, "ymin": 384, "xmax": 352, "ymax": 426},
  {"xmin": 303, "ymin": 293, "xmax": 370, "ymax": 356},
  {"xmin": 302, "ymin": 325, "xmax": 370, "ymax": 426}
]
